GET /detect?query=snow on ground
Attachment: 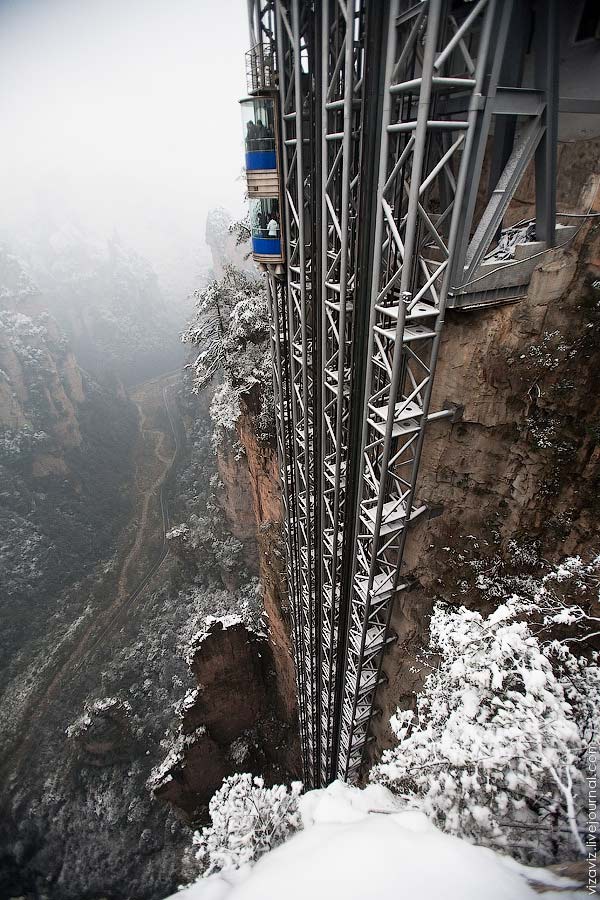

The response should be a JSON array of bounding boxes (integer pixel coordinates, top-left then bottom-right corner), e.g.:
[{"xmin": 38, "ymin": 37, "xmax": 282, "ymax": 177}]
[{"xmin": 168, "ymin": 782, "xmax": 587, "ymax": 900}]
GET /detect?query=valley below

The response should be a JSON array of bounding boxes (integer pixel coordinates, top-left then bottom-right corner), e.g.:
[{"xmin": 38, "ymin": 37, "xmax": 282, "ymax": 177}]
[
  {"xmin": 0, "ymin": 211, "xmax": 300, "ymax": 900},
  {"xmin": 0, "ymin": 369, "xmax": 191, "ymax": 900}
]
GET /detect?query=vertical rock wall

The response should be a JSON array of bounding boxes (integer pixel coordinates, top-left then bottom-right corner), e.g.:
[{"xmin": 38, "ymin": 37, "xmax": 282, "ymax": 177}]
[{"xmin": 217, "ymin": 401, "xmax": 298, "ymax": 726}]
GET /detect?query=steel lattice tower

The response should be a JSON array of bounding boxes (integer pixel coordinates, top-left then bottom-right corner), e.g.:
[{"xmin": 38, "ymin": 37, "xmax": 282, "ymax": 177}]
[{"xmin": 244, "ymin": 0, "xmax": 571, "ymax": 788}]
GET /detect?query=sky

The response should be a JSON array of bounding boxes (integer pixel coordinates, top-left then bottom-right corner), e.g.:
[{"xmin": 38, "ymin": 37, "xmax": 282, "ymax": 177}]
[{"xmin": 0, "ymin": 0, "xmax": 249, "ymax": 294}]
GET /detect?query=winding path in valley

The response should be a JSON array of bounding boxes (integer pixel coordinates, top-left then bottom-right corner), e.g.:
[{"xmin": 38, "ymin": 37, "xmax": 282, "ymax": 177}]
[
  {"xmin": 116, "ymin": 381, "xmax": 178, "ymax": 602},
  {"xmin": 0, "ymin": 371, "xmax": 182, "ymax": 797}
]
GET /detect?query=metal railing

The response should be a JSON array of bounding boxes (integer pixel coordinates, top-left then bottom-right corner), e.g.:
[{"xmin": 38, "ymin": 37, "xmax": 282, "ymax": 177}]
[{"xmin": 246, "ymin": 42, "xmax": 277, "ymax": 93}]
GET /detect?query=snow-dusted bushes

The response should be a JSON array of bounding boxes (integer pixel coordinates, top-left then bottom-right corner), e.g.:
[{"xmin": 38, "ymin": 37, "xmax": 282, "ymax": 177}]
[
  {"xmin": 182, "ymin": 266, "xmax": 273, "ymax": 445},
  {"xmin": 166, "ymin": 512, "xmax": 245, "ymax": 584},
  {"xmin": 209, "ymin": 382, "xmax": 241, "ymax": 450},
  {"xmin": 0, "ymin": 425, "xmax": 49, "ymax": 461},
  {"xmin": 192, "ymin": 773, "xmax": 303, "ymax": 875},
  {"xmin": 372, "ymin": 556, "xmax": 599, "ymax": 863}
]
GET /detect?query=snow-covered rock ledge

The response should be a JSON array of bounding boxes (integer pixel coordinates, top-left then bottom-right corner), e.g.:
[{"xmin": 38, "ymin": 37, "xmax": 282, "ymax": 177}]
[{"xmin": 167, "ymin": 782, "xmax": 587, "ymax": 900}]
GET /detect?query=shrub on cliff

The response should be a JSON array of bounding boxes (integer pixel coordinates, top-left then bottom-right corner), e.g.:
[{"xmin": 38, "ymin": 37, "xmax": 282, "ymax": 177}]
[
  {"xmin": 372, "ymin": 556, "xmax": 600, "ymax": 864},
  {"xmin": 192, "ymin": 773, "xmax": 303, "ymax": 875},
  {"xmin": 182, "ymin": 266, "xmax": 274, "ymax": 444}
]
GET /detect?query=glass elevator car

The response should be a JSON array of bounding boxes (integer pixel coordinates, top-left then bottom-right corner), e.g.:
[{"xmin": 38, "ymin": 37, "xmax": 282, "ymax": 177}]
[
  {"xmin": 241, "ymin": 96, "xmax": 276, "ymax": 170},
  {"xmin": 240, "ymin": 96, "xmax": 284, "ymax": 264},
  {"xmin": 249, "ymin": 196, "xmax": 282, "ymax": 259}
]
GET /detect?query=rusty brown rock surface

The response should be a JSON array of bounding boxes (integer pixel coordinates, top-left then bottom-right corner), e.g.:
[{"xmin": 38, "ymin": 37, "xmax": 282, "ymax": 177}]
[
  {"xmin": 216, "ymin": 440, "xmax": 260, "ymax": 571},
  {"xmin": 237, "ymin": 407, "xmax": 298, "ymax": 725},
  {"xmin": 216, "ymin": 398, "xmax": 299, "ymax": 727},
  {"xmin": 154, "ymin": 620, "xmax": 300, "ymax": 822},
  {"xmin": 184, "ymin": 621, "xmax": 268, "ymax": 743}
]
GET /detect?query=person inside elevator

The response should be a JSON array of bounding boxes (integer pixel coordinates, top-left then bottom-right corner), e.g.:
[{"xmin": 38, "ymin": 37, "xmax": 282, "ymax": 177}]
[
  {"xmin": 266, "ymin": 213, "xmax": 279, "ymax": 238},
  {"xmin": 255, "ymin": 119, "xmax": 270, "ymax": 148},
  {"xmin": 246, "ymin": 119, "xmax": 257, "ymax": 150}
]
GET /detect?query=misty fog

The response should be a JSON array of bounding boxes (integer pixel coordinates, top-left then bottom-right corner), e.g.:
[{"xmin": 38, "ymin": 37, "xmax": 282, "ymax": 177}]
[
  {"xmin": 0, "ymin": 4, "xmax": 272, "ymax": 895},
  {"xmin": 0, "ymin": 0, "xmax": 249, "ymax": 300}
]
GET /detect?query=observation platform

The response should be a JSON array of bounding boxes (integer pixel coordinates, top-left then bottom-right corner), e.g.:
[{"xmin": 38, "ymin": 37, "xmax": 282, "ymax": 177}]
[{"xmin": 447, "ymin": 223, "xmax": 578, "ymax": 310}]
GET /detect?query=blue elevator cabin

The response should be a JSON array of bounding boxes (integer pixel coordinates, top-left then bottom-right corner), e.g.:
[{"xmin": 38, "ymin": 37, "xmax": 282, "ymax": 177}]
[{"xmin": 240, "ymin": 95, "xmax": 284, "ymax": 264}]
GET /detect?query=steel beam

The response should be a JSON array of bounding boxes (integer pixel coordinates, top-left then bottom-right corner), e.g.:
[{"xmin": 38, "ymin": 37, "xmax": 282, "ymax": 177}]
[{"xmin": 534, "ymin": 0, "xmax": 559, "ymax": 247}]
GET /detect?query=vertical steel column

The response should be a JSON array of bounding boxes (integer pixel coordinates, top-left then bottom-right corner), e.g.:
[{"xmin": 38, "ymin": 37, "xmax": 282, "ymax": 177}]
[
  {"xmin": 266, "ymin": 272, "xmax": 309, "ymax": 776},
  {"xmin": 534, "ymin": 0, "xmax": 559, "ymax": 247},
  {"xmin": 338, "ymin": 0, "xmax": 499, "ymax": 781},
  {"xmin": 275, "ymin": 0, "xmax": 318, "ymax": 786},
  {"xmin": 335, "ymin": 0, "xmax": 401, "ymax": 778},
  {"xmin": 318, "ymin": 0, "xmax": 365, "ymax": 785}
]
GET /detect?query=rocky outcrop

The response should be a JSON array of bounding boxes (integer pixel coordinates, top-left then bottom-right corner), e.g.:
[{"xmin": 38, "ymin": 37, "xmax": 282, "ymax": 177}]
[
  {"xmin": 66, "ymin": 698, "xmax": 139, "ymax": 768},
  {"xmin": 153, "ymin": 618, "xmax": 298, "ymax": 821}
]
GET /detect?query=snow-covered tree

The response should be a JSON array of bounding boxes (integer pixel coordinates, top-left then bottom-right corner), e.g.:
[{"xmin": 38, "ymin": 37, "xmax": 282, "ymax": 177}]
[
  {"xmin": 372, "ymin": 557, "xmax": 600, "ymax": 864},
  {"xmin": 182, "ymin": 266, "xmax": 274, "ymax": 442},
  {"xmin": 182, "ymin": 276, "xmax": 231, "ymax": 393},
  {"xmin": 192, "ymin": 773, "xmax": 303, "ymax": 875},
  {"xmin": 228, "ymin": 215, "xmax": 251, "ymax": 247},
  {"xmin": 183, "ymin": 266, "xmax": 268, "ymax": 394}
]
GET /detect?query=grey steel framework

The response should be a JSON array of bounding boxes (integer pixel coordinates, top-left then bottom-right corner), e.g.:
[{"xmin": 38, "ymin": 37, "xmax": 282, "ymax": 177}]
[
  {"xmin": 246, "ymin": 0, "xmax": 564, "ymax": 787},
  {"xmin": 318, "ymin": 0, "xmax": 365, "ymax": 786},
  {"xmin": 277, "ymin": 0, "xmax": 320, "ymax": 786},
  {"xmin": 338, "ymin": 0, "xmax": 510, "ymax": 781}
]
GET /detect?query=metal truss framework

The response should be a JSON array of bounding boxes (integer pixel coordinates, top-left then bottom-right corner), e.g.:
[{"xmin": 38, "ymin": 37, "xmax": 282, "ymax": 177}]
[
  {"xmin": 276, "ymin": 0, "xmax": 320, "ymax": 786},
  {"xmin": 247, "ymin": 0, "xmax": 561, "ymax": 787},
  {"xmin": 318, "ymin": 0, "xmax": 365, "ymax": 786},
  {"xmin": 339, "ymin": 0, "xmax": 510, "ymax": 780}
]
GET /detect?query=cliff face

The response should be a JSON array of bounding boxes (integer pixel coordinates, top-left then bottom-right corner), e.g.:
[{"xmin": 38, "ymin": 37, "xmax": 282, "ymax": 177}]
[
  {"xmin": 153, "ymin": 218, "xmax": 300, "ymax": 821},
  {"xmin": 369, "ymin": 140, "xmax": 600, "ymax": 761},
  {"xmin": 154, "ymin": 404, "xmax": 300, "ymax": 822},
  {"xmin": 191, "ymin": 214, "xmax": 299, "ymax": 730},
  {"xmin": 225, "ymin": 403, "xmax": 298, "ymax": 724},
  {"xmin": 216, "ymin": 433, "xmax": 260, "ymax": 571}
]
